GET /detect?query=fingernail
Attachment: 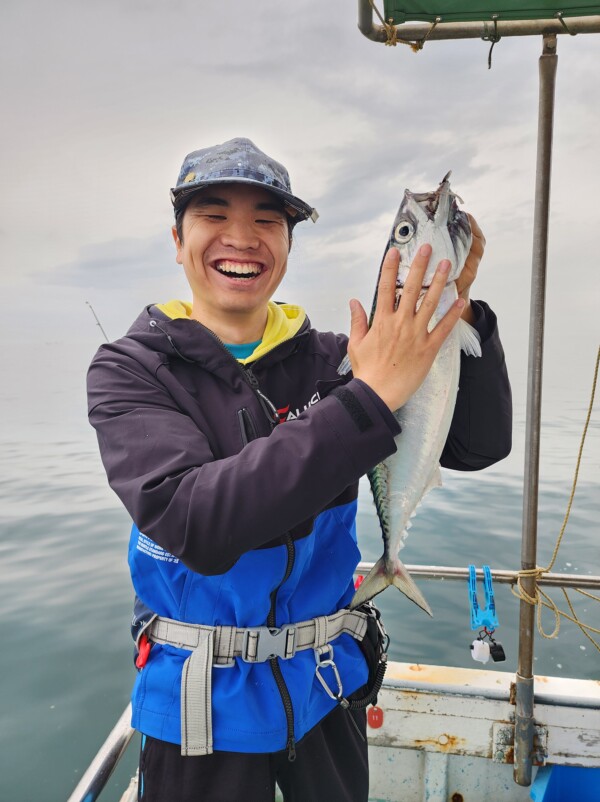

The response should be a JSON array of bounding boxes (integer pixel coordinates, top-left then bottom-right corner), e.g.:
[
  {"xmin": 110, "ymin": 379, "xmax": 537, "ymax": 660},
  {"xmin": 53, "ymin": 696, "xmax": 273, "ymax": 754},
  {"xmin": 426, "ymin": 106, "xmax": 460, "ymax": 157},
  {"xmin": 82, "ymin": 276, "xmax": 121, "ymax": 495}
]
[
  {"xmin": 419, "ymin": 244, "xmax": 432, "ymax": 256},
  {"xmin": 456, "ymin": 298, "xmax": 466, "ymax": 309},
  {"xmin": 439, "ymin": 260, "xmax": 450, "ymax": 273}
]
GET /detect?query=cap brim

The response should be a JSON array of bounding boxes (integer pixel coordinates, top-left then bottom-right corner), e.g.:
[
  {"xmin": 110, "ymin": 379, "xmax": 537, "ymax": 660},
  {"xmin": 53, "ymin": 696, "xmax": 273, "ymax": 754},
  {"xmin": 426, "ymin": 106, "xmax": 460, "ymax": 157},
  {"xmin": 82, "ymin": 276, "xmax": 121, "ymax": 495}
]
[{"xmin": 171, "ymin": 177, "xmax": 318, "ymax": 223}]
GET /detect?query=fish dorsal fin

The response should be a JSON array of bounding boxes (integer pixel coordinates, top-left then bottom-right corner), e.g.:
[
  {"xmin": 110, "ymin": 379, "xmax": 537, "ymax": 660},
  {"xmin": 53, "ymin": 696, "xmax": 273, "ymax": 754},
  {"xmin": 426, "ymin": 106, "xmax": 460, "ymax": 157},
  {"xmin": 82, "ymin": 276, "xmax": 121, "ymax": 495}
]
[{"xmin": 457, "ymin": 319, "xmax": 482, "ymax": 357}]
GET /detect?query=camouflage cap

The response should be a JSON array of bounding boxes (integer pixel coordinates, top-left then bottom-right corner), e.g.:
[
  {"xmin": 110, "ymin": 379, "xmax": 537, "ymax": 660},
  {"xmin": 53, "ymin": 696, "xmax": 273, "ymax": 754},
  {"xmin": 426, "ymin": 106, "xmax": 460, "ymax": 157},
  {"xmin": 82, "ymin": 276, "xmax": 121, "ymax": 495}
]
[{"xmin": 170, "ymin": 137, "xmax": 318, "ymax": 224}]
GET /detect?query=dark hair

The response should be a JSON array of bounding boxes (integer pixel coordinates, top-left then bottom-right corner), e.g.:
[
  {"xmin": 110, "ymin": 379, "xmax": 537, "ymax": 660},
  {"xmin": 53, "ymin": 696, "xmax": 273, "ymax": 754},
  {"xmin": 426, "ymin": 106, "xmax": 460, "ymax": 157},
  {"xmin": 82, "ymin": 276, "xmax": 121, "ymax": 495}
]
[{"xmin": 175, "ymin": 196, "xmax": 295, "ymax": 248}]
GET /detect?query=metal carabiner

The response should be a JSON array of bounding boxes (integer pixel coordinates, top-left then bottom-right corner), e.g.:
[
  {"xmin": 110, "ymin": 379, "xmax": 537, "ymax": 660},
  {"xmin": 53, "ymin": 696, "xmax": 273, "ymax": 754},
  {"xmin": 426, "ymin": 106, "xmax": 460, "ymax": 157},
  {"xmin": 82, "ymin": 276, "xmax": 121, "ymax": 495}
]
[{"xmin": 314, "ymin": 644, "xmax": 344, "ymax": 703}]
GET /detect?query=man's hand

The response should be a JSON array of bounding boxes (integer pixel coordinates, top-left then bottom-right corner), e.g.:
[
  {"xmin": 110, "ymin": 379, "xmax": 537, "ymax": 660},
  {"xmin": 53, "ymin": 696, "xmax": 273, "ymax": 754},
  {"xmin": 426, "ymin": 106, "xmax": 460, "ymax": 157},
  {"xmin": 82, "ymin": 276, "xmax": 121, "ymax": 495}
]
[
  {"xmin": 348, "ymin": 244, "xmax": 465, "ymax": 412},
  {"xmin": 455, "ymin": 213, "xmax": 486, "ymax": 324}
]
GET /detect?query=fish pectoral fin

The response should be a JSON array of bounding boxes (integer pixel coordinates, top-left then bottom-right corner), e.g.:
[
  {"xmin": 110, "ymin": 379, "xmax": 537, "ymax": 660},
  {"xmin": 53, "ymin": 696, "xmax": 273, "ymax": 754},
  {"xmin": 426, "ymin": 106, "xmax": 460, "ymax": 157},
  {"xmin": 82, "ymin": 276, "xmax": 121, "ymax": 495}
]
[
  {"xmin": 350, "ymin": 556, "xmax": 433, "ymax": 617},
  {"xmin": 457, "ymin": 318, "xmax": 482, "ymax": 358},
  {"xmin": 337, "ymin": 354, "xmax": 352, "ymax": 376}
]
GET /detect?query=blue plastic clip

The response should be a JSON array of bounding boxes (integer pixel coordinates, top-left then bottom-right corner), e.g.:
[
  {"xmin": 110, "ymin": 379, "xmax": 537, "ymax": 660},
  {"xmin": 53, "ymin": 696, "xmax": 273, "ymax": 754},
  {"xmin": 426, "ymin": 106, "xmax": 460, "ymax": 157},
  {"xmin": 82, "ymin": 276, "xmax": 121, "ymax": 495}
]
[{"xmin": 468, "ymin": 565, "xmax": 499, "ymax": 631}]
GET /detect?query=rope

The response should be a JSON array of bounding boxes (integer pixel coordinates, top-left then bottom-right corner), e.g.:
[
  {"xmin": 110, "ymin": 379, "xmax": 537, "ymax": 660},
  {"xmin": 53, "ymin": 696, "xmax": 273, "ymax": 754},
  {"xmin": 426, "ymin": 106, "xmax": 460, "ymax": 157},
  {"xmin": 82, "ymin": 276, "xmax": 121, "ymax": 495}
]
[
  {"xmin": 482, "ymin": 16, "xmax": 501, "ymax": 69},
  {"xmin": 368, "ymin": 0, "xmax": 398, "ymax": 47},
  {"xmin": 576, "ymin": 589, "xmax": 600, "ymax": 603},
  {"xmin": 511, "ymin": 346, "xmax": 600, "ymax": 652},
  {"xmin": 368, "ymin": 1, "xmax": 440, "ymax": 51},
  {"xmin": 410, "ymin": 17, "xmax": 441, "ymax": 53},
  {"xmin": 563, "ymin": 589, "xmax": 600, "ymax": 652},
  {"xmin": 555, "ymin": 12, "xmax": 577, "ymax": 36}
]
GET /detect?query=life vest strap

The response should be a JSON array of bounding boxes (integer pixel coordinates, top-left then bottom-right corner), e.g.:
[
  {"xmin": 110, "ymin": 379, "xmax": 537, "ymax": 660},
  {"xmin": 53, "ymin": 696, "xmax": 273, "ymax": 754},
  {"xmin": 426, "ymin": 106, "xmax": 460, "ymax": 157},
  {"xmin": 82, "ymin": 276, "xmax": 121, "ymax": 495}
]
[{"xmin": 145, "ymin": 609, "xmax": 370, "ymax": 756}]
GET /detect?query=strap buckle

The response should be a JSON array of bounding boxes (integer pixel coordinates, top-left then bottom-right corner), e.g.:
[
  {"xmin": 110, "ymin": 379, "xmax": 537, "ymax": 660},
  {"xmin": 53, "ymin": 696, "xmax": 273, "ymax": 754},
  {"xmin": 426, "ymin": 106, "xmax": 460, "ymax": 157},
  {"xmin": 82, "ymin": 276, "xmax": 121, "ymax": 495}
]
[{"xmin": 242, "ymin": 626, "xmax": 297, "ymax": 663}]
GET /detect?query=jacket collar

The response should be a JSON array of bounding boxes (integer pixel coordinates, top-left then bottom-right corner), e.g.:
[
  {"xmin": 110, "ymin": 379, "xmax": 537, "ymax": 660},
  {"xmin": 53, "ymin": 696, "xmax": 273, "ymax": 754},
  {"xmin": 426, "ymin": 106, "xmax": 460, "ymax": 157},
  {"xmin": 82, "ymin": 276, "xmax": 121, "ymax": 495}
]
[{"xmin": 124, "ymin": 302, "xmax": 310, "ymax": 371}]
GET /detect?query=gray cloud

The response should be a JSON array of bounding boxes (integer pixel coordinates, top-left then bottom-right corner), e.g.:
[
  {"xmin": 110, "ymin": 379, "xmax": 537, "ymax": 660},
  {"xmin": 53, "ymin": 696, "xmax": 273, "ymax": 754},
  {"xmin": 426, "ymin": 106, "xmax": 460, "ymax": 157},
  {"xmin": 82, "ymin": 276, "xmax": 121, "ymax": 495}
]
[
  {"xmin": 0, "ymin": 0, "xmax": 598, "ymax": 403},
  {"xmin": 44, "ymin": 234, "xmax": 176, "ymax": 290}
]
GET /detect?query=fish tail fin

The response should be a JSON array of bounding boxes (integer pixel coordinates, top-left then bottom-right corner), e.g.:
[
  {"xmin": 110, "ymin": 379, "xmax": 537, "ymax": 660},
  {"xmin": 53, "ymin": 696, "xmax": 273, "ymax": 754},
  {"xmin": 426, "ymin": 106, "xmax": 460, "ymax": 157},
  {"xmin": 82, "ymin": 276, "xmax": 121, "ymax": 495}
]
[
  {"xmin": 337, "ymin": 354, "xmax": 352, "ymax": 376},
  {"xmin": 457, "ymin": 318, "xmax": 482, "ymax": 357},
  {"xmin": 350, "ymin": 557, "xmax": 392, "ymax": 609},
  {"xmin": 391, "ymin": 558, "xmax": 433, "ymax": 616},
  {"xmin": 350, "ymin": 557, "xmax": 433, "ymax": 617}
]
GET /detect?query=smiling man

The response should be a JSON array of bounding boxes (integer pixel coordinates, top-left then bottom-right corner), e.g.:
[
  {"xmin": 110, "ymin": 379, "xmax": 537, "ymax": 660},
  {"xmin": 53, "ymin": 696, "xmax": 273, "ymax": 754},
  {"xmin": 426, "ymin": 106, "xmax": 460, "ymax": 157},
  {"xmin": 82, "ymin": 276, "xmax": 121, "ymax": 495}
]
[
  {"xmin": 173, "ymin": 184, "xmax": 293, "ymax": 343},
  {"xmin": 87, "ymin": 137, "xmax": 511, "ymax": 802}
]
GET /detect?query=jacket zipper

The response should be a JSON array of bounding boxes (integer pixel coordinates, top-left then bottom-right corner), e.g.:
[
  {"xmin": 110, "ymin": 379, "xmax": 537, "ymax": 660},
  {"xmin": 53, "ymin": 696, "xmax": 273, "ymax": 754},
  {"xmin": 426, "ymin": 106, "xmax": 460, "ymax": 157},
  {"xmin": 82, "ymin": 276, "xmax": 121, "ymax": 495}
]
[
  {"xmin": 156, "ymin": 316, "xmax": 300, "ymax": 754},
  {"xmin": 230, "ymin": 363, "xmax": 295, "ymax": 758},
  {"xmin": 243, "ymin": 366, "xmax": 281, "ymax": 428},
  {"xmin": 198, "ymin": 323, "xmax": 281, "ymax": 430},
  {"xmin": 153, "ymin": 314, "xmax": 306, "ymax": 431},
  {"xmin": 237, "ymin": 408, "xmax": 258, "ymax": 446},
  {"xmin": 207, "ymin": 330, "xmax": 302, "ymax": 757},
  {"xmin": 268, "ymin": 533, "xmax": 297, "ymax": 761}
]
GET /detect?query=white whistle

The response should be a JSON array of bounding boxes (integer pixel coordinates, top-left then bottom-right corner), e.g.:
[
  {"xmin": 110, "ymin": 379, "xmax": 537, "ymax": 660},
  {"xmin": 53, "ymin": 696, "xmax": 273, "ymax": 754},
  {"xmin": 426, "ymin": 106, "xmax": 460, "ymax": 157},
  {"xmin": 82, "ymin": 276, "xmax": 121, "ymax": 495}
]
[{"xmin": 471, "ymin": 639, "xmax": 490, "ymax": 664}]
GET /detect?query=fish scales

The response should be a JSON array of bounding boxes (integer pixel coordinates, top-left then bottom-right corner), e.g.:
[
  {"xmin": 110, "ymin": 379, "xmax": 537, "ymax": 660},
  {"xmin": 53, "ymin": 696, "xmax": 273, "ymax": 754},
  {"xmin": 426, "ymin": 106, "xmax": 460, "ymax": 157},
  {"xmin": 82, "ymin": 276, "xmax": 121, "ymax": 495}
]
[{"xmin": 344, "ymin": 173, "xmax": 481, "ymax": 615}]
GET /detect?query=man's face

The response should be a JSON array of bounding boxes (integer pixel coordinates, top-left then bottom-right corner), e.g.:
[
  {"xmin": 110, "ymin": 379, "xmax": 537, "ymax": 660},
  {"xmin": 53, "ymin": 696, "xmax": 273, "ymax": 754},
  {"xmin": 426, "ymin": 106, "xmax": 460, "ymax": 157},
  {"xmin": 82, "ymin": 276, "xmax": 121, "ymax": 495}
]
[{"xmin": 172, "ymin": 184, "xmax": 290, "ymax": 329}]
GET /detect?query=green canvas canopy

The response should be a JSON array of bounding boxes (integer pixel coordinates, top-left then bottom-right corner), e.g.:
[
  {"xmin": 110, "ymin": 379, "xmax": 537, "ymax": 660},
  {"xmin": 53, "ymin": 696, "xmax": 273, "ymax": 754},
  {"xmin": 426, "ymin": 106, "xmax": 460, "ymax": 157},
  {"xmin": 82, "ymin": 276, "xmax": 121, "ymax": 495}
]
[{"xmin": 382, "ymin": 2, "xmax": 600, "ymax": 24}]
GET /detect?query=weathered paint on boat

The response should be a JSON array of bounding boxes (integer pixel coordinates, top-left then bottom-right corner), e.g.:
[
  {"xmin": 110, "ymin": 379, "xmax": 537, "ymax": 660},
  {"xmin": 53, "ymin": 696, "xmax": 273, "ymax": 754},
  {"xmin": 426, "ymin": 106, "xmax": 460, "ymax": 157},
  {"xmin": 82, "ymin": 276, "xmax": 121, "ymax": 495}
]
[{"xmin": 364, "ymin": 662, "xmax": 600, "ymax": 801}]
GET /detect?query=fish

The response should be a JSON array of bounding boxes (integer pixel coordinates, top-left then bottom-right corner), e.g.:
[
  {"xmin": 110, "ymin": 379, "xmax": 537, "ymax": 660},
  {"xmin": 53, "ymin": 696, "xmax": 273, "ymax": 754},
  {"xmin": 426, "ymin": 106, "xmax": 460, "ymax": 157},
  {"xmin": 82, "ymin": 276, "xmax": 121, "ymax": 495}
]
[{"xmin": 341, "ymin": 172, "xmax": 482, "ymax": 615}]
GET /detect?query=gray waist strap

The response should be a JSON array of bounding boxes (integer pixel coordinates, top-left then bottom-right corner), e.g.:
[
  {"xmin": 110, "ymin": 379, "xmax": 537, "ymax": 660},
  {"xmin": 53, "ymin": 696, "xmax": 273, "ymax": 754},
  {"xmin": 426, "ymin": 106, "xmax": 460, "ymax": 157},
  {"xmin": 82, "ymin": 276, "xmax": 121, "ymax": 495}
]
[{"xmin": 145, "ymin": 609, "xmax": 368, "ymax": 756}]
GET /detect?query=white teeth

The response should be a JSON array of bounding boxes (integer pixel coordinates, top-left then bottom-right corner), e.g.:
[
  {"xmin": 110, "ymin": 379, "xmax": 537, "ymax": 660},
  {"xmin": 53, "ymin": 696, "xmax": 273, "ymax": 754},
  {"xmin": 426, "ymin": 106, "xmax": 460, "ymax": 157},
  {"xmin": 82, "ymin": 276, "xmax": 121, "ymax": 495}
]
[{"xmin": 216, "ymin": 260, "xmax": 262, "ymax": 276}]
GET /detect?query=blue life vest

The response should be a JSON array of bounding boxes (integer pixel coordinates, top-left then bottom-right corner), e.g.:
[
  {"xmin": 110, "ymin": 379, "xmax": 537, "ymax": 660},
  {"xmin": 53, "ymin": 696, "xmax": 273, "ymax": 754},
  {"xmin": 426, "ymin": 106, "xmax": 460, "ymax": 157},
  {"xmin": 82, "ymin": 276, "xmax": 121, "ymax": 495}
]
[{"xmin": 128, "ymin": 497, "xmax": 368, "ymax": 753}]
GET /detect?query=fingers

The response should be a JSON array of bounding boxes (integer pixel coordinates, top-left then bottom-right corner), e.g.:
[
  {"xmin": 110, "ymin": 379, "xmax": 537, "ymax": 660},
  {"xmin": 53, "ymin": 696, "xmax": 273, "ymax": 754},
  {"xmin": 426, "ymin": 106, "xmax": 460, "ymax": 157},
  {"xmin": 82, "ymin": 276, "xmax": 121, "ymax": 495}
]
[
  {"xmin": 464, "ymin": 213, "xmax": 485, "ymax": 274},
  {"xmin": 467, "ymin": 213, "xmax": 486, "ymax": 249},
  {"xmin": 401, "ymin": 244, "xmax": 432, "ymax": 304},
  {"xmin": 373, "ymin": 242, "xmax": 456, "ymax": 329},
  {"xmin": 375, "ymin": 247, "xmax": 400, "ymax": 315},
  {"xmin": 376, "ymin": 243, "xmax": 447, "ymax": 324},
  {"xmin": 416, "ymin": 259, "xmax": 450, "ymax": 318},
  {"xmin": 348, "ymin": 298, "xmax": 368, "ymax": 344}
]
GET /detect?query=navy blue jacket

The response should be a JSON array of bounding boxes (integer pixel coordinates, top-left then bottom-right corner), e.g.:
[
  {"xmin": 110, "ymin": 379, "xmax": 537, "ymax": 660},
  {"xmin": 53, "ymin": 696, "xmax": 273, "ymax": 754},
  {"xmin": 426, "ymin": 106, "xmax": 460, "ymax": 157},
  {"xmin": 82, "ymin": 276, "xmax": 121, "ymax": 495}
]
[{"xmin": 87, "ymin": 300, "xmax": 511, "ymax": 751}]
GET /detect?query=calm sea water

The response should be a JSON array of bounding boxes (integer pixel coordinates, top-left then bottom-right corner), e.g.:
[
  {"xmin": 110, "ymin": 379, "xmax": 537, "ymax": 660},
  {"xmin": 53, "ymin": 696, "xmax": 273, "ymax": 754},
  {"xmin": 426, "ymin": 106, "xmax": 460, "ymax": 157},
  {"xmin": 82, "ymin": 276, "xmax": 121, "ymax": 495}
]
[{"xmin": 1, "ymin": 343, "xmax": 598, "ymax": 802}]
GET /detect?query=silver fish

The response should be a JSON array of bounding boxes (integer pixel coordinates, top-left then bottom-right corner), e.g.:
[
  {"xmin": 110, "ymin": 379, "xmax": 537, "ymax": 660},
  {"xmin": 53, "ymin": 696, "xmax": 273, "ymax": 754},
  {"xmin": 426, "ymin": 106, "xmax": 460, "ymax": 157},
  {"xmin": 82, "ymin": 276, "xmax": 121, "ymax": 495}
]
[{"xmin": 343, "ymin": 172, "xmax": 481, "ymax": 615}]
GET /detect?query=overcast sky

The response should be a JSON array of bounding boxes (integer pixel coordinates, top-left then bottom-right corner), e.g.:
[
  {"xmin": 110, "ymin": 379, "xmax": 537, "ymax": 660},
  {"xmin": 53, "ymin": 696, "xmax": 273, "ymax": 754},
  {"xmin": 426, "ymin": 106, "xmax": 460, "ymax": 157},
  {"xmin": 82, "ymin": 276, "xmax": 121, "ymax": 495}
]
[{"xmin": 2, "ymin": 1, "xmax": 599, "ymax": 440}]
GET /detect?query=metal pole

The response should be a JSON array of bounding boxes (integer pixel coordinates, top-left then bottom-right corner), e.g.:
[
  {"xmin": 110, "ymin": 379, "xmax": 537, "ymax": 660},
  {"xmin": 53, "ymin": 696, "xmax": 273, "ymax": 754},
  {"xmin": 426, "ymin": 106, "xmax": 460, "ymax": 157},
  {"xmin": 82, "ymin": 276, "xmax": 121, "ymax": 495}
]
[
  {"xmin": 355, "ymin": 562, "xmax": 600, "ymax": 590},
  {"xmin": 67, "ymin": 704, "xmax": 135, "ymax": 802},
  {"xmin": 514, "ymin": 33, "xmax": 558, "ymax": 788}
]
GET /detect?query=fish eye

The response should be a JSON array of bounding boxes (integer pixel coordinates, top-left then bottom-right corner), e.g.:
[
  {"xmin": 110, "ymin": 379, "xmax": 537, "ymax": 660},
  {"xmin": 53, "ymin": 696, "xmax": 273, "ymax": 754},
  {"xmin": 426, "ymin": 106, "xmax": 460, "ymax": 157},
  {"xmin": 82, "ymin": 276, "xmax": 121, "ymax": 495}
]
[{"xmin": 394, "ymin": 221, "xmax": 414, "ymax": 244}]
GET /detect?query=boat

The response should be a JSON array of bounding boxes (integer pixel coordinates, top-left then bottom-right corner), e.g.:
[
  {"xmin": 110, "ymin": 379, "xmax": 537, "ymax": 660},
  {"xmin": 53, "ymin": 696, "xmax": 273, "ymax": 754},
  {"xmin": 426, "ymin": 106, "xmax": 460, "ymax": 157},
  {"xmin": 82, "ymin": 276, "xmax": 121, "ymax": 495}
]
[
  {"xmin": 67, "ymin": 570, "xmax": 600, "ymax": 802},
  {"xmin": 68, "ymin": 3, "xmax": 600, "ymax": 800}
]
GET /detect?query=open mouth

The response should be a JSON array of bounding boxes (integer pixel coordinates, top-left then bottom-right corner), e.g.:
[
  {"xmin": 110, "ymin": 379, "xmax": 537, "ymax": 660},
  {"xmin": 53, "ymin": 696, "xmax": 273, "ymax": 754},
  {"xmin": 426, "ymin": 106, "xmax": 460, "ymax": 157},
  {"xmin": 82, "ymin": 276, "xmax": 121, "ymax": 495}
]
[{"xmin": 214, "ymin": 260, "xmax": 264, "ymax": 280}]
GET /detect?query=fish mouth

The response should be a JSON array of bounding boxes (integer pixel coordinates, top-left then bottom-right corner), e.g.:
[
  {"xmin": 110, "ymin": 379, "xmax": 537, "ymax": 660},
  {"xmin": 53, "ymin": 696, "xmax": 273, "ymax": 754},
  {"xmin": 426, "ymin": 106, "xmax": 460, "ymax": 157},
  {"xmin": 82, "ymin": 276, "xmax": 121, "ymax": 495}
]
[{"xmin": 212, "ymin": 259, "xmax": 266, "ymax": 280}]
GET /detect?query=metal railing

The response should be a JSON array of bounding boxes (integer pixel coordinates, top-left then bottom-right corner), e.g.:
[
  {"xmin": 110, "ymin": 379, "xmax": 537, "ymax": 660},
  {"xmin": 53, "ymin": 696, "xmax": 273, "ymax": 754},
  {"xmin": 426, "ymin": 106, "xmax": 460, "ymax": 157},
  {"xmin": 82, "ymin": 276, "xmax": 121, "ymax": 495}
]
[
  {"xmin": 67, "ymin": 704, "xmax": 135, "ymax": 802},
  {"xmin": 356, "ymin": 562, "xmax": 600, "ymax": 590}
]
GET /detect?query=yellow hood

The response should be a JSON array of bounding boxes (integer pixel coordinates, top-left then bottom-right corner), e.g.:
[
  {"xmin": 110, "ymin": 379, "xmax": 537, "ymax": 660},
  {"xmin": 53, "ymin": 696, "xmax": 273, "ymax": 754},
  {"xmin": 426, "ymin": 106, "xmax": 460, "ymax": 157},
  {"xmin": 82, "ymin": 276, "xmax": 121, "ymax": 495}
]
[{"xmin": 155, "ymin": 300, "xmax": 306, "ymax": 364}]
